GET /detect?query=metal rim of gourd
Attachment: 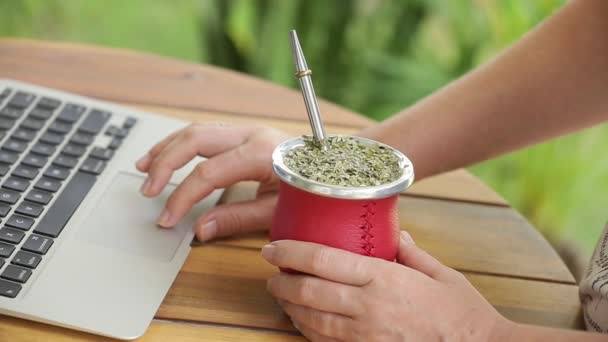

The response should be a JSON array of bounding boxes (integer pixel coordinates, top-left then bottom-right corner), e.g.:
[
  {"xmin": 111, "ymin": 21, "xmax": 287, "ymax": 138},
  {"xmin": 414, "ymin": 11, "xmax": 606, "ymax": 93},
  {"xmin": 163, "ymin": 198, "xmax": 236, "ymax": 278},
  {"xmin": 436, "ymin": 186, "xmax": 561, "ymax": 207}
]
[{"xmin": 272, "ymin": 135, "xmax": 415, "ymax": 199}]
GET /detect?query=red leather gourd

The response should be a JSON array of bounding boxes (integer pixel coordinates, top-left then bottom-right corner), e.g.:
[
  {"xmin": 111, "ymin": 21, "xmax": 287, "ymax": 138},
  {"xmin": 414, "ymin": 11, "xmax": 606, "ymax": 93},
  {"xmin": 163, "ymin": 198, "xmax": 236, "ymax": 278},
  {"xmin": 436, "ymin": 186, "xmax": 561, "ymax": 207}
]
[
  {"xmin": 271, "ymin": 181, "xmax": 400, "ymax": 260},
  {"xmin": 269, "ymin": 136, "xmax": 413, "ymax": 265}
]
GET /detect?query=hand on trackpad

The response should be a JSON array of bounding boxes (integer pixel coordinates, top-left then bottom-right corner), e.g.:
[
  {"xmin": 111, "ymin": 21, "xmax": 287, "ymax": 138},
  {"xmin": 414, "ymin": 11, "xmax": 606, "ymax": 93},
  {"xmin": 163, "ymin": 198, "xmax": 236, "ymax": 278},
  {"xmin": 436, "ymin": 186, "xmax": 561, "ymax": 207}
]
[{"xmin": 77, "ymin": 172, "xmax": 191, "ymax": 262}]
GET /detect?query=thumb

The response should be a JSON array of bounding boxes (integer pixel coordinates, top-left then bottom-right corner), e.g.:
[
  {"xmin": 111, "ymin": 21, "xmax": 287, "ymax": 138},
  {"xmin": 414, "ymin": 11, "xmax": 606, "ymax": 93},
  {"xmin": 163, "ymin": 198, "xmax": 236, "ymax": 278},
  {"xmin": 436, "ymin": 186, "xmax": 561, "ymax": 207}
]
[
  {"xmin": 397, "ymin": 230, "xmax": 445, "ymax": 279},
  {"xmin": 195, "ymin": 195, "xmax": 277, "ymax": 241}
]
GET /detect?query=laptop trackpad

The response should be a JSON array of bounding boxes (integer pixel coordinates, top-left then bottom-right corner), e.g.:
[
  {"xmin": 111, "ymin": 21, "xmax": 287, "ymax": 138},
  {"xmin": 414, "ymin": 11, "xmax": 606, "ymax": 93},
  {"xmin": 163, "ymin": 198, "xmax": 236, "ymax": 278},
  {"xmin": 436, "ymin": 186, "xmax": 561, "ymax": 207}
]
[{"xmin": 77, "ymin": 172, "xmax": 189, "ymax": 262}]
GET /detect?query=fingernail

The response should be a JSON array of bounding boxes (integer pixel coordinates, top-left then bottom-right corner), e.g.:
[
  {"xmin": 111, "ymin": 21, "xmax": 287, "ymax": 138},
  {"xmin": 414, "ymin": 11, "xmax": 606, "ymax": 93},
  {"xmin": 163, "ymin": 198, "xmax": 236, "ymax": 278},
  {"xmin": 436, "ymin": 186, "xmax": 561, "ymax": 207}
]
[
  {"xmin": 291, "ymin": 319, "xmax": 301, "ymax": 331},
  {"xmin": 197, "ymin": 220, "xmax": 217, "ymax": 241},
  {"xmin": 136, "ymin": 153, "xmax": 150, "ymax": 168},
  {"xmin": 140, "ymin": 177, "xmax": 152, "ymax": 195},
  {"xmin": 157, "ymin": 208, "xmax": 173, "ymax": 227},
  {"xmin": 261, "ymin": 244, "xmax": 276, "ymax": 260},
  {"xmin": 400, "ymin": 231, "xmax": 415, "ymax": 245}
]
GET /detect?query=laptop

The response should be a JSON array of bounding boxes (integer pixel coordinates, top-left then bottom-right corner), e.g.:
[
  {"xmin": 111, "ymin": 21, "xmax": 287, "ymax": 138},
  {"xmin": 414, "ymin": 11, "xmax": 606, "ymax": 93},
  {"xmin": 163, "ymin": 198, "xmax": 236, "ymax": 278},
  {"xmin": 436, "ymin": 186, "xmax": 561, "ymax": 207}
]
[{"xmin": 0, "ymin": 79, "xmax": 223, "ymax": 339}]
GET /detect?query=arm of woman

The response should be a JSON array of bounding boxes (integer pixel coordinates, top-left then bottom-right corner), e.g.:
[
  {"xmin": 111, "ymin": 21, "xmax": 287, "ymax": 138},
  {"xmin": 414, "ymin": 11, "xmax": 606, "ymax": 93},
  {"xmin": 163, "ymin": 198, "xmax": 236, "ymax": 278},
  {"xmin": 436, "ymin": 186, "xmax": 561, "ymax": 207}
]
[{"xmin": 362, "ymin": 0, "xmax": 608, "ymax": 180}]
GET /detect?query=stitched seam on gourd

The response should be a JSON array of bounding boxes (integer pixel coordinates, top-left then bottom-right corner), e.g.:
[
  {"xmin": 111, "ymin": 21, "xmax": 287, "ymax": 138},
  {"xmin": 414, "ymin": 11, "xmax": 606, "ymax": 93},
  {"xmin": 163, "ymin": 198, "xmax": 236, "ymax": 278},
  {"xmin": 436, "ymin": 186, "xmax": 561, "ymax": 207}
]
[{"xmin": 360, "ymin": 202, "xmax": 376, "ymax": 256}]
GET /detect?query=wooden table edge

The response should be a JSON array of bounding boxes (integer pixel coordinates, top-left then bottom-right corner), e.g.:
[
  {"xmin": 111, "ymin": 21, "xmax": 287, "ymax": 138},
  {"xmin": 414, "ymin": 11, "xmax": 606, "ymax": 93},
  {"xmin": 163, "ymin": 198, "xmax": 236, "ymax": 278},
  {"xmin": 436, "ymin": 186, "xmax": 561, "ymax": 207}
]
[{"xmin": 0, "ymin": 38, "xmax": 370, "ymax": 127}]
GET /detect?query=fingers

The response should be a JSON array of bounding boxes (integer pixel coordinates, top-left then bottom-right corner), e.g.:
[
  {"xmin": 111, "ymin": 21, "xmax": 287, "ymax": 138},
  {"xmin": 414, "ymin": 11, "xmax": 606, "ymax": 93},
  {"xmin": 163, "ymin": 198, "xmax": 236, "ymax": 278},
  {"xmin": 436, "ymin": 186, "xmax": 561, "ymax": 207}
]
[
  {"xmin": 261, "ymin": 241, "xmax": 377, "ymax": 286},
  {"xmin": 158, "ymin": 143, "xmax": 272, "ymax": 227},
  {"xmin": 279, "ymin": 300, "xmax": 351, "ymax": 341},
  {"xmin": 267, "ymin": 273, "xmax": 363, "ymax": 316},
  {"xmin": 195, "ymin": 195, "xmax": 277, "ymax": 241},
  {"xmin": 139, "ymin": 124, "xmax": 256, "ymax": 197},
  {"xmin": 135, "ymin": 130, "xmax": 179, "ymax": 172},
  {"xmin": 397, "ymin": 231, "xmax": 446, "ymax": 279}
]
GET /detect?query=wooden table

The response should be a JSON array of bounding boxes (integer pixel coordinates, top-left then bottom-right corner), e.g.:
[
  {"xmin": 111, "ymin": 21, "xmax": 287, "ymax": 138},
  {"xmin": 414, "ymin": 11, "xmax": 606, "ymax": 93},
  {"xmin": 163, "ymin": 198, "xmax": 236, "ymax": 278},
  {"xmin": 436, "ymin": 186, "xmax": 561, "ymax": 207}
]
[{"xmin": 0, "ymin": 40, "xmax": 582, "ymax": 341}]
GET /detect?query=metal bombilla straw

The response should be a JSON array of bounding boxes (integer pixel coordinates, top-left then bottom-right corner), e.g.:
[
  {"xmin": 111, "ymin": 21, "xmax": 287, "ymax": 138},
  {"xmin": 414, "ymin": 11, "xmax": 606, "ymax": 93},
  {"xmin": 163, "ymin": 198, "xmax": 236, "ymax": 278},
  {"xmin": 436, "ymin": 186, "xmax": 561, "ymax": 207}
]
[{"xmin": 289, "ymin": 30, "xmax": 327, "ymax": 148}]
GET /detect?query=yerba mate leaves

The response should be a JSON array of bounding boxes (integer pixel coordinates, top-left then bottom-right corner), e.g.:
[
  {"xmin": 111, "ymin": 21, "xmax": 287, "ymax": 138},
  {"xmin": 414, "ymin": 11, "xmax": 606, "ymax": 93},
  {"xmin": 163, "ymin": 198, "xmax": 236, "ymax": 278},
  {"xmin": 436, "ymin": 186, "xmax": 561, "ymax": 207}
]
[{"xmin": 284, "ymin": 136, "xmax": 402, "ymax": 187}]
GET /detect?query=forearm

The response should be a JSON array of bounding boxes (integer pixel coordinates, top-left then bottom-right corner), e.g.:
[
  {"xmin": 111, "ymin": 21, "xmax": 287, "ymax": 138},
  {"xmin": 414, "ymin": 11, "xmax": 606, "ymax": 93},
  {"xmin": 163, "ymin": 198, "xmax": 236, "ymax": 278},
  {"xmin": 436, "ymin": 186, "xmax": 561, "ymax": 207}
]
[{"xmin": 362, "ymin": 0, "xmax": 608, "ymax": 180}]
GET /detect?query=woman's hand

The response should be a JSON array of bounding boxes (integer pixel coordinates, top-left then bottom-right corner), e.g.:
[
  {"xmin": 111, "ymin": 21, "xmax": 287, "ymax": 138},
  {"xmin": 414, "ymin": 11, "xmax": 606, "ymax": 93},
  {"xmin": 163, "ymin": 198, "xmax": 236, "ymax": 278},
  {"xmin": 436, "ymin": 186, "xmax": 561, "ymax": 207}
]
[
  {"xmin": 261, "ymin": 232, "xmax": 511, "ymax": 342},
  {"xmin": 136, "ymin": 123, "xmax": 290, "ymax": 241}
]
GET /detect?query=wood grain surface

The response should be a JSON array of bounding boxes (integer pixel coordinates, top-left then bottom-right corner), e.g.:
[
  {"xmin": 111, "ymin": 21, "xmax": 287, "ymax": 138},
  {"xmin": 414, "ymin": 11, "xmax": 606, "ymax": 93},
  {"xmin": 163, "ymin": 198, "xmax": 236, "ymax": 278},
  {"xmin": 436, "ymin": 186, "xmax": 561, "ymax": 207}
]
[
  {"xmin": 0, "ymin": 316, "xmax": 305, "ymax": 342},
  {"xmin": 0, "ymin": 39, "xmax": 581, "ymax": 341},
  {"xmin": 0, "ymin": 39, "xmax": 367, "ymax": 127}
]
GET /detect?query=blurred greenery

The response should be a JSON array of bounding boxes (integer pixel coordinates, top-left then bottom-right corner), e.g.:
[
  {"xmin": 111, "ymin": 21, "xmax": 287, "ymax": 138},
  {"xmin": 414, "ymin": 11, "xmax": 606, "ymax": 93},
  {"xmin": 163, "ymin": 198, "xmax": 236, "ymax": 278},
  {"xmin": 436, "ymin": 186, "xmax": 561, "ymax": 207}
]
[{"xmin": 1, "ymin": 0, "xmax": 607, "ymax": 257}]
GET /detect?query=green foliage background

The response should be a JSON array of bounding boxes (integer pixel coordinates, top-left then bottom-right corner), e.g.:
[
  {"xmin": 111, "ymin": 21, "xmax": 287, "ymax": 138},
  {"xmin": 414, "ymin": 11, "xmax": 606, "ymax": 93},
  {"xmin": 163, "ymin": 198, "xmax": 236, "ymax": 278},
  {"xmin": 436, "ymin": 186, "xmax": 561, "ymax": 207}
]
[{"xmin": 2, "ymin": 0, "xmax": 607, "ymax": 257}]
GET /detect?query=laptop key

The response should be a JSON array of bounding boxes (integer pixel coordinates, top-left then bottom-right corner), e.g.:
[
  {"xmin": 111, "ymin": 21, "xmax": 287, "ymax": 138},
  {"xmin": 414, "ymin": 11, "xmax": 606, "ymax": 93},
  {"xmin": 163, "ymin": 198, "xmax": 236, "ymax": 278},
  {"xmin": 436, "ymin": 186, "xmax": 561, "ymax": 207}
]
[
  {"xmin": 26, "ymin": 189, "xmax": 52, "ymax": 205},
  {"xmin": 0, "ymin": 278, "xmax": 21, "ymax": 298},
  {"xmin": 89, "ymin": 147, "xmax": 113, "ymax": 161},
  {"xmin": 29, "ymin": 108, "xmax": 53, "ymax": 120},
  {"xmin": 0, "ymin": 242, "xmax": 15, "ymax": 258},
  {"xmin": 0, "ymin": 106, "xmax": 24, "ymax": 120},
  {"xmin": 44, "ymin": 165, "xmax": 70, "ymax": 180},
  {"xmin": 107, "ymin": 125, "xmax": 128, "ymax": 138},
  {"xmin": 31, "ymin": 143, "xmax": 56, "ymax": 157},
  {"xmin": 0, "ymin": 150, "xmax": 17, "ymax": 164},
  {"xmin": 0, "ymin": 203, "xmax": 10, "ymax": 217},
  {"xmin": 48, "ymin": 121, "xmax": 72, "ymax": 134},
  {"xmin": 0, "ymin": 163, "xmax": 9, "ymax": 177},
  {"xmin": 0, "ymin": 118, "xmax": 15, "ymax": 130},
  {"xmin": 62, "ymin": 144, "xmax": 86, "ymax": 158},
  {"xmin": 105, "ymin": 125, "xmax": 119, "ymax": 136},
  {"xmin": 20, "ymin": 117, "xmax": 45, "ymax": 131},
  {"xmin": 123, "ymin": 117, "xmax": 137, "ymax": 129},
  {"xmin": 6, "ymin": 214, "xmax": 34, "ymax": 231},
  {"xmin": 53, "ymin": 155, "xmax": 78, "ymax": 169},
  {"xmin": 2, "ymin": 139, "xmax": 27, "ymax": 153},
  {"xmin": 12, "ymin": 165, "xmax": 39, "ymax": 180},
  {"xmin": 69, "ymin": 132, "xmax": 94, "ymax": 146},
  {"xmin": 79, "ymin": 109, "xmax": 111, "ymax": 135},
  {"xmin": 1, "ymin": 265, "xmax": 32, "ymax": 284},
  {"xmin": 0, "ymin": 88, "xmax": 11, "ymax": 99},
  {"xmin": 33, "ymin": 172, "xmax": 96, "ymax": 238},
  {"xmin": 12, "ymin": 251, "xmax": 41, "ymax": 269},
  {"xmin": 39, "ymin": 132, "xmax": 64, "ymax": 146},
  {"xmin": 115, "ymin": 128, "xmax": 129, "ymax": 139},
  {"xmin": 80, "ymin": 158, "xmax": 106, "ymax": 175},
  {"xmin": 57, "ymin": 104, "xmax": 85, "ymax": 123},
  {"xmin": 22, "ymin": 234, "xmax": 53, "ymax": 254},
  {"xmin": 0, "ymin": 228, "xmax": 25, "ymax": 244},
  {"xmin": 34, "ymin": 177, "xmax": 62, "ymax": 193},
  {"xmin": 3, "ymin": 176, "xmax": 30, "ymax": 192},
  {"xmin": 0, "ymin": 189, "xmax": 20, "ymax": 204},
  {"xmin": 22, "ymin": 154, "xmax": 48, "ymax": 168},
  {"xmin": 11, "ymin": 129, "xmax": 36, "ymax": 142},
  {"xmin": 16, "ymin": 201, "xmax": 43, "ymax": 218},
  {"xmin": 108, "ymin": 137, "xmax": 121, "ymax": 150},
  {"xmin": 8, "ymin": 92, "xmax": 35, "ymax": 109},
  {"xmin": 37, "ymin": 97, "xmax": 61, "ymax": 110}
]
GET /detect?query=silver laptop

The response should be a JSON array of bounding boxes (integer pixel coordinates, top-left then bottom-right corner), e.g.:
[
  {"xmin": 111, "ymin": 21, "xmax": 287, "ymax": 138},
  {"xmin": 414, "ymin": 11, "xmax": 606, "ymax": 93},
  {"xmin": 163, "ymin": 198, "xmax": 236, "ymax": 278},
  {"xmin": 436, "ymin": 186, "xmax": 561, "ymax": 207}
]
[{"xmin": 0, "ymin": 79, "xmax": 223, "ymax": 339}]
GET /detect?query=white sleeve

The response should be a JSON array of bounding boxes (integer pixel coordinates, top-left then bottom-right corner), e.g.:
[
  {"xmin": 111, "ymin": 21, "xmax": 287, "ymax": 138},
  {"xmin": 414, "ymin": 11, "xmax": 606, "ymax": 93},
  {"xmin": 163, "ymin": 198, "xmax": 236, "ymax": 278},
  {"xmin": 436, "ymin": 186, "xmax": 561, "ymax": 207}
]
[{"xmin": 580, "ymin": 223, "xmax": 608, "ymax": 333}]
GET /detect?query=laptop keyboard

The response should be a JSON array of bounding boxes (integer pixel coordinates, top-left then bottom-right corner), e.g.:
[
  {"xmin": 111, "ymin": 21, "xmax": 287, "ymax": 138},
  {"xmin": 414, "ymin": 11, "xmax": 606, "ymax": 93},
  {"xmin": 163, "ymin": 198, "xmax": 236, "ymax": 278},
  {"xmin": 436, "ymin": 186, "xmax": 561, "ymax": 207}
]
[{"xmin": 0, "ymin": 87, "xmax": 137, "ymax": 298}]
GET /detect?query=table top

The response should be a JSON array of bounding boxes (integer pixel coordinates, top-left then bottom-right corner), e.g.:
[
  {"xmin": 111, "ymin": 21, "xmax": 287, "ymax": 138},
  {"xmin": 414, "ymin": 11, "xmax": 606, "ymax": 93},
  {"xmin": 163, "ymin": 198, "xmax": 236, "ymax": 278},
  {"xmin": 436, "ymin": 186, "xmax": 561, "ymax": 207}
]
[{"xmin": 0, "ymin": 39, "xmax": 582, "ymax": 341}]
